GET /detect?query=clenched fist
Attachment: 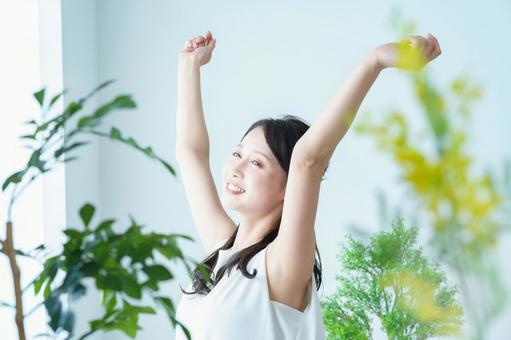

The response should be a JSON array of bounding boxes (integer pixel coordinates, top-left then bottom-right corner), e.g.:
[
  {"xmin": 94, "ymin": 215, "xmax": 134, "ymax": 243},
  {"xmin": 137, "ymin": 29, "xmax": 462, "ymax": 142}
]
[
  {"xmin": 178, "ymin": 31, "xmax": 217, "ymax": 67},
  {"xmin": 373, "ymin": 33, "xmax": 441, "ymax": 71}
]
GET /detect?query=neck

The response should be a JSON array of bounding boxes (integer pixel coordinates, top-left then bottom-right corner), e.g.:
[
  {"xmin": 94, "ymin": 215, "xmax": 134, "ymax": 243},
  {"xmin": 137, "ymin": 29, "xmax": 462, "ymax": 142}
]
[{"xmin": 232, "ymin": 209, "xmax": 281, "ymax": 251}]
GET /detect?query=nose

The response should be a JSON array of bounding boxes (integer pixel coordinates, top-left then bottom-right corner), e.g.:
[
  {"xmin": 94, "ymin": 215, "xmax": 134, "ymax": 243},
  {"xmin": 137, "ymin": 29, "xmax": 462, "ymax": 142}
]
[{"xmin": 231, "ymin": 162, "xmax": 245, "ymax": 178}]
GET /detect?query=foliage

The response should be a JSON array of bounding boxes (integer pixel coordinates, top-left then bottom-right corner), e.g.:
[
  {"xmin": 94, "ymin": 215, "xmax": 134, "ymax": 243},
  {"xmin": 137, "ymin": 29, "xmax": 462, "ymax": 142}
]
[
  {"xmin": 1, "ymin": 82, "xmax": 197, "ymax": 339},
  {"xmin": 321, "ymin": 217, "xmax": 463, "ymax": 339},
  {"xmin": 353, "ymin": 14, "xmax": 511, "ymax": 338},
  {"xmin": 34, "ymin": 202, "xmax": 195, "ymax": 339},
  {"xmin": 2, "ymin": 79, "xmax": 175, "ymax": 214}
]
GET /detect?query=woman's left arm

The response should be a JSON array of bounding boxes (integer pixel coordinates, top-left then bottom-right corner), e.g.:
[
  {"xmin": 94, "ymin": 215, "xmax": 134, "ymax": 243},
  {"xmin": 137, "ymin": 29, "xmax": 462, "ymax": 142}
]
[{"xmin": 294, "ymin": 33, "xmax": 442, "ymax": 166}]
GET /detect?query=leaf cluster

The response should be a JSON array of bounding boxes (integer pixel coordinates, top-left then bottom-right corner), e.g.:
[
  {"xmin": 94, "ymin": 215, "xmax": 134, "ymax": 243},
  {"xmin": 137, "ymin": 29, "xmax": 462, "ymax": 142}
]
[
  {"xmin": 321, "ymin": 217, "xmax": 463, "ymax": 339},
  {"xmin": 33, "ymin": 203, "xmax": 195, "ymax": 339}
]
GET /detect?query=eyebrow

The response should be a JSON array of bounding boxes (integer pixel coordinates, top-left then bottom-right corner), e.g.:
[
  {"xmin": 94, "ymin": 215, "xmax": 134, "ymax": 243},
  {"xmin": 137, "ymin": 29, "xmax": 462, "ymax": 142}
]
[{"xmin": 236, "ymin": 144, "xmax": 272, "ymax": 162}]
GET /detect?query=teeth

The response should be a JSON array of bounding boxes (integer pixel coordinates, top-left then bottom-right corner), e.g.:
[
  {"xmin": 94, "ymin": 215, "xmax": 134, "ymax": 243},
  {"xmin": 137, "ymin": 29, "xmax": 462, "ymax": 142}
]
[{"xmin": 227, "ymin": 183, "xmax": 245, "ymax": 193}]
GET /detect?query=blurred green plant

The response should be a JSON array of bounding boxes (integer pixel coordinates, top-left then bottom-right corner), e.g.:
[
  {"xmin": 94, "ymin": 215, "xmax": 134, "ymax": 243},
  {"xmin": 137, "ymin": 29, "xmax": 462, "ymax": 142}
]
[
  {"xmin": 0, "ymin": 82, "xmax": 199, "ymax": 339},
  {"xmin": 35, "ymin": 202, "xmax": 196, "ymax": 339},
  {"xmin": 352, "ymin": 13, "xmax": 511, "ymax": 339},
  {"xmin": 321, "ymin": 217, "xmax": 463, "ymax": 339}
]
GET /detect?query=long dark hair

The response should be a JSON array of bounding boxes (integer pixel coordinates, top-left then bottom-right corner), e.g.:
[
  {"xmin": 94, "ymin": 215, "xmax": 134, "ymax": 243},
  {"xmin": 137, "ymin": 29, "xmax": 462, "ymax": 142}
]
[{"xmin": 180, "ymin": 114, "xmax": 329, "ymax": 296}]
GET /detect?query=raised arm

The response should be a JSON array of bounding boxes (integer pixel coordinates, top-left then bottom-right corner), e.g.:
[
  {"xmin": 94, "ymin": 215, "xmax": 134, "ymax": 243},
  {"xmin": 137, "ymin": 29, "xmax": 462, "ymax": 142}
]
[
  {"xmin": 174, "ymin": 32, "xmax": 237, "ymax": 254},
  {"xmin": 295, "ymin": 33, "xmax": 442, "ymax": 166},
  {"xmin": 269, "ymin": 34, "xmax": 442, "ymax": 288},
  {"xmin": 175, "ymin": 31, "xmax": 217, "ymax": 155}
]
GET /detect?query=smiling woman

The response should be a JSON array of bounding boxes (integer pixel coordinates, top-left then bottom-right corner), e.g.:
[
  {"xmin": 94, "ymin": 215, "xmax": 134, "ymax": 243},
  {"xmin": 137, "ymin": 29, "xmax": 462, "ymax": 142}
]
[
  {"xmin": 174, "ymin": 28, "xmax": 441, "ymax": 340},
  {"xmin": 175, "ymin": 111, "xmax": 328, "ymax": 340}
]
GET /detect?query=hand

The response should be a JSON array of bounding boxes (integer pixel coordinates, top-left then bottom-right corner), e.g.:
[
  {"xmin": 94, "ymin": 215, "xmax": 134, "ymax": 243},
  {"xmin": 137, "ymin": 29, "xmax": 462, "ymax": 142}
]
[
  {"xmin": 178, "ymin": 31, "xmax": 217, "ymax": 66},
  {"xmin": 373, "ymin": 33, "xmax": 441, "ymax": 71}
]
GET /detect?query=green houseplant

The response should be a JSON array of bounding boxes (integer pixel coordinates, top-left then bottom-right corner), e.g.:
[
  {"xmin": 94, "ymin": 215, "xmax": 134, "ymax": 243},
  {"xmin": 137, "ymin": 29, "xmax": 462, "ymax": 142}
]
[{"xmin": 1, "ymin": 81, "xmax": 201, "ymax": 339}]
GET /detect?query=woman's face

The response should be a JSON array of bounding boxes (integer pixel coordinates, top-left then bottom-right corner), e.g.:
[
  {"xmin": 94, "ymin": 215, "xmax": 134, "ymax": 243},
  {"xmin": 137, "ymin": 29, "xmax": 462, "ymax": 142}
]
[{"xmin": 221, "ymin": 125, "xmax": 287, "ymax": 215}]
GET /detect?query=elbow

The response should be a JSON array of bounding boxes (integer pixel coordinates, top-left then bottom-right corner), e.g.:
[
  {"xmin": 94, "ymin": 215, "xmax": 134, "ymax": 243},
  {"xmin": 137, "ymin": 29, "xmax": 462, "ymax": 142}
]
[{"xmin": 290, "ymin": 142, "xmax": 331, "ymax": 173}]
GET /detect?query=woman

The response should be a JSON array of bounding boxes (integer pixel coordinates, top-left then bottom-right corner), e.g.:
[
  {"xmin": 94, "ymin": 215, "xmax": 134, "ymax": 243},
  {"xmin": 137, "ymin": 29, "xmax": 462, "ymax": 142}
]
[{"xmin": 174, "ymin": 31, "xmax": 441, "ymax": 340}]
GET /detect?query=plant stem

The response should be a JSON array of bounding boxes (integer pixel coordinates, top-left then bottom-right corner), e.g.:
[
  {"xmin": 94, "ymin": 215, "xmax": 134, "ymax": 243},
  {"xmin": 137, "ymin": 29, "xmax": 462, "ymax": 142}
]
[
  {"xmin": 24, "ymin": 301, "xmax": 43, "ymax": 318},
  {"xmin": 4, "ymin": 221, "xmax": 26, "ymax": 340}
]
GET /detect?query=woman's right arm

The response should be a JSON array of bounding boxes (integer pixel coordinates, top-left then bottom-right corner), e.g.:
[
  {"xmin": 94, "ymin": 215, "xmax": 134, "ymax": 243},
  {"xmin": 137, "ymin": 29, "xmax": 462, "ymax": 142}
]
[
  {"xmin": 174, "ymin": 33, "xmax": 236, "ymax": 254},
  {"xmin": 175, "ymin": 33, "xmax": 215, "ymax": 156}
]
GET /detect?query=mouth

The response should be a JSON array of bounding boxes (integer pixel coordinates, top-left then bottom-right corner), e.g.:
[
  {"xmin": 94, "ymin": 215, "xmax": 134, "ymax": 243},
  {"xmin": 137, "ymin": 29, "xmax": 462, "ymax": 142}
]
[{"xmin": 225, "ymin": 182, "xmax": 246, "ymax": 195}]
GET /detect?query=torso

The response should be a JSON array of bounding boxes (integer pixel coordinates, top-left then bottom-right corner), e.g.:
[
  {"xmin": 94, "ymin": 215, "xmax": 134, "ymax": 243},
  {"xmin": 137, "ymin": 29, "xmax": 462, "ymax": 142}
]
[{"xmin": 265, "ymin": 241, "xmax": 311, "ymax": 312}]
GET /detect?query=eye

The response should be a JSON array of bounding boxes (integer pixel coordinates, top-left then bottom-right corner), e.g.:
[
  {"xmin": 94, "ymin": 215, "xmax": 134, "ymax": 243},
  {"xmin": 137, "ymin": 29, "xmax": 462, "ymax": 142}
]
[{"xmin": 232, "ymin": 152, "xmax": 262, "ymax": 168}]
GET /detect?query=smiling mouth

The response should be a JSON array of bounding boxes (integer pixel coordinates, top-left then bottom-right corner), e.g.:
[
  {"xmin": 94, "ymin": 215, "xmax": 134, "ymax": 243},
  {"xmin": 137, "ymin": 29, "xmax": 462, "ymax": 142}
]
[{"xmin": 226, "ymin": 182, "xmax": 245, "ymax": 194}]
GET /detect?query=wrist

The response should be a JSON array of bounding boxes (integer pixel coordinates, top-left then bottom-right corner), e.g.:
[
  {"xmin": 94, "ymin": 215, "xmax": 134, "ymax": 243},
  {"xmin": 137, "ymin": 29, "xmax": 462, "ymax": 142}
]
[
  {"xmin": 178, "ymin": 54, "xmax": 201, "ymax": 68},
  {"xmin": 365, "ymin": 49, "xmax": 384, "ymax": 73}
]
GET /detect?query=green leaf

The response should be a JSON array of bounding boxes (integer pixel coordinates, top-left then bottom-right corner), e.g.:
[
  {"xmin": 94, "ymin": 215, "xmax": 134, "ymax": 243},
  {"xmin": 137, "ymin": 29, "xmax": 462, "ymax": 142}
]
[
  {"xmin": 110, "ymin": 126, "xmax": 122, "ymax": 139},
  {"xmin": 77, "ymin": 95, "xmax": 136, "ymax": 129},
  {"xmin": 120, "ymin": 275, "xmax": 141, "ymax": 299},
  {"xmin": 54, "ymin": 141, "xmax": 90, "ymax": 159},
  {"xmin": 34, "ymin": 87, "xmax": 46, "ymax": 106},
  {"xmin": 106, "ymin": 127, "xmax": 176, "ymax": 177},
  {"xmin": 63, "ymin": 156, "xmax": 79, "ymax": 164},
  {"xmin": 154, "ymin": 296, "xmax": 175, "ymax": 323},
  {"xmin": 61, "ymin": 309, "xmax": 75, "ymax": 334},
  {"xmin": 159, "ymin": 158, "xmax": 177, "ymax": 176},
  {"xmin": 83, "ymin": 79, "xmax": 116, "ymax": 101},
  {"xmin": 63, "ymin": 228, "xmax": 84, "ymax": 239},
  {"xmin": 95, "ymin": 219, "xmax": 116, "ymax": 234},
  {"xmin": 45, "ymin": 294, "xmax": 62, "ymax": 331},
  {"xmin": 28, "ymin": 148, "xmax": 46, "ymax": 170},
  {"xmin": 34, "ymin": 275, "xmax": 48, "ymax": 295},
  {"xmin": 23, "ymin": 119, "xmax": 38, "ymax": 126},
  {"xmin": 101, "ymin": 290, "xmax": 117, "ymax": 312},
  {"xmin": 69, "ymin": 283, "xmax": 87, "ymax": 301},
  {"xmin": 43, "ymin": 278, "xmax": 52, "ymax": 299},
  {"xmin": 143, "ymin": 265, "xmax": 173, "ymax": 281},
  {"xmin": 2, "ymin": 170, "xmax": 25, "ymax": 191},
  {"xmin": 19, "ymin": 134, "xmax": 37, "ymax": 140},
  {"xmin": 79, "ymin": 203, "xmax": 95, "ymax": 227},
  {"xmin": 155, "ymin": 296, "xmax": 191, "ymax": 339},
  {"xmin": 48, "ymin": 89, "xmax": 68, "ymax": 109}
]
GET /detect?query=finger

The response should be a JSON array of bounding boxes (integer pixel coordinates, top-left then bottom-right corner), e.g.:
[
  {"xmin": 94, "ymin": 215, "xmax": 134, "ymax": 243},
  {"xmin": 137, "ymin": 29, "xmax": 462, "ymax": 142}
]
[
  {"xmin": 409, "ymin": 36, "xmax": 424, "ymax": 49},
  {"xmin": 431, "ymin": 35, "xmax": 441, "ymax": 54},
  {"xmin": 424, "ymin": 40, "xmax": 435, "ymax": 56},
  {"xmin": 198, "ymin": 36, "xmax": 208, "ymax": 48},
  {"xmin": 427, "ymin": 34, "xmax": 440, "ymax": 51},
  {"xmin": 417, "ymin": 36, "xmax": 428, "ymax": 49},
  {"xmin": 406, "ymin": 36, "xmax": 417, "ymax": 47}
]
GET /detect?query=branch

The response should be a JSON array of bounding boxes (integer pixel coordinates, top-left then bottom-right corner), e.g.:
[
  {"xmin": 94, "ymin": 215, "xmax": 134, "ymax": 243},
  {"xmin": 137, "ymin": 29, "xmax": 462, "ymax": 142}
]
[
  {"xmin": 24, "ymin": 301, "xmax": 43, "ymax": 318},
  {"xmin": 0, "ymin": 300, "xmax": 15, "ymax": 308},
  {"xmin": 4, "ymin": 221, "xmax": 27, "ymax": 340}
]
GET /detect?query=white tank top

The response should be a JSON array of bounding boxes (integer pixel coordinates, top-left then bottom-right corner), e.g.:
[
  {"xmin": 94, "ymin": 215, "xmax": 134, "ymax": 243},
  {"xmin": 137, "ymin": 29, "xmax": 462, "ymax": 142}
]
[{"xmin": 175, "ymin": 238, "xmax": 327, "ymax": 340}]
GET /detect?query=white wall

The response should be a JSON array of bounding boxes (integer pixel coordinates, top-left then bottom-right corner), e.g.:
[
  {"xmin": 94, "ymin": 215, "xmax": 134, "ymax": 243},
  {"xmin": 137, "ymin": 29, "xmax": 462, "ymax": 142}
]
[
  {"xmin": 56, "ymin": 1, "xmax": 510, "ymax": 339},
  {"xmin": 60, "ymin": 0, "xmax": 103, "ymax": 338}
]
